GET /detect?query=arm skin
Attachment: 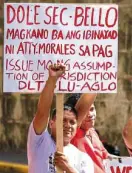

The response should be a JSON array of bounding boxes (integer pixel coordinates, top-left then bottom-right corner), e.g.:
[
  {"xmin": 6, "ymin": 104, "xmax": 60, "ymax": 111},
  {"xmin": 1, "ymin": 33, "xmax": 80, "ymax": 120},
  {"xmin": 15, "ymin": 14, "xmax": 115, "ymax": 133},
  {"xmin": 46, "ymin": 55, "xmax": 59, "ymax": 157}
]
[
  {"xmin": 122, "ymin": 117, "xmax": 132, "ymax": 150},
  {"xmin": 75, "ymin": 93, "xmax": 97, "ymax": 127},
  {"xmin": 33, "ymin": 64, "xmax": 65, "ymax": 135}
]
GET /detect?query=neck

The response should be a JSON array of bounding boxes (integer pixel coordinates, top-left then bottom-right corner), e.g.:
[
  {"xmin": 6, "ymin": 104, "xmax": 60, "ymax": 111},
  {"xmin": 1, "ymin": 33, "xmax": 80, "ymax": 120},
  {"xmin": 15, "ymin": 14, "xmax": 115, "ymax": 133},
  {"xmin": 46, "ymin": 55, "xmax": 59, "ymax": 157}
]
[
  {"xmin": 64, "ymin": 141, "xmax": 70, "ymax": 146},
  {"xmin": 80, "ymin": 127, "xmax": 90, "ymax": 134}
]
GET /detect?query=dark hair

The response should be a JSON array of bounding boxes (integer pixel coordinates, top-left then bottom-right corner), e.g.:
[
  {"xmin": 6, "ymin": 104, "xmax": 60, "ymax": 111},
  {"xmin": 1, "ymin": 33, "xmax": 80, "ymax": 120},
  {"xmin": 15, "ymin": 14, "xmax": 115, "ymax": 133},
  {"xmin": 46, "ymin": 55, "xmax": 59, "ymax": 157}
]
[
  {"xmin": 65, "ymin": 94, "xmax": 82, "ymax": 107},
  {"xmin": 51, "ymin": 104, "xmax": 78, "ymax": 120}
]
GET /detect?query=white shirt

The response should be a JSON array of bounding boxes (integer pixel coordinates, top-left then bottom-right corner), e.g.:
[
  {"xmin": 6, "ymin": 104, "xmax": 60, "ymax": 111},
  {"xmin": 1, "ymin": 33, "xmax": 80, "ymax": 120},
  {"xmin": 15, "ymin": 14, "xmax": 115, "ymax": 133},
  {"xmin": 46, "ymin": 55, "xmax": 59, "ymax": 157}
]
[{"xmin": 27, "ymin": 122, "xmax": 94, "ymax": 173}]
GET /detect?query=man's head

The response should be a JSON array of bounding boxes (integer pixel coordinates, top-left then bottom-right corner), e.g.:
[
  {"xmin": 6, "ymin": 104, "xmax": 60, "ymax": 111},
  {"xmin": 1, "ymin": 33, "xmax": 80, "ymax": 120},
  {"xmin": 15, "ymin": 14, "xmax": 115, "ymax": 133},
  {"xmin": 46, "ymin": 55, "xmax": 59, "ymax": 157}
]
[
  {"xmin": 81, "ymin": 104, "xmax": 96, "ymax": 131},
  {"xmin": 49, "ymin": 104, "xmax": 78, "ymax": 146},
  {"xmin": 65, "ymin": 94, "xmax": 96, "ymax": 131}
]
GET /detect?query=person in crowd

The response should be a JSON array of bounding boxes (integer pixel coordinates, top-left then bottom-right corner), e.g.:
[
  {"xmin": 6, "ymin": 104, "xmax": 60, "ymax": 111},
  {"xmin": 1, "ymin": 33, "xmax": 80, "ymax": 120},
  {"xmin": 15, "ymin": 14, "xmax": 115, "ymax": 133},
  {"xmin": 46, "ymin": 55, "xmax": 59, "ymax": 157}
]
[
  {"xmin": 65, "ymin": 94, "xmax": 119, "ymax": 173},
  {"xmin": 122, "ymin": 116, "xmax": 132, "ymax": 156},
  {"xmin": 27, "ymin": 64, "xmax": 96, "ymax": 173}
]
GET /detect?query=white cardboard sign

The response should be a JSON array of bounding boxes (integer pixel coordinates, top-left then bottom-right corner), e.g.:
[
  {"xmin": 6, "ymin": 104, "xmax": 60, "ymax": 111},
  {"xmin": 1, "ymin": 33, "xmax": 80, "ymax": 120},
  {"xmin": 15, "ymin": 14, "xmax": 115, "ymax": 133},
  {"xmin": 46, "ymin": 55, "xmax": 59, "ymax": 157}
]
[
  {"xmin": 4, "ymin": 3, "xmax": 118, "ymax": 93},
  {"xmin": 104, "ymin": 157, "xmax": 132, "ymax": 173}
]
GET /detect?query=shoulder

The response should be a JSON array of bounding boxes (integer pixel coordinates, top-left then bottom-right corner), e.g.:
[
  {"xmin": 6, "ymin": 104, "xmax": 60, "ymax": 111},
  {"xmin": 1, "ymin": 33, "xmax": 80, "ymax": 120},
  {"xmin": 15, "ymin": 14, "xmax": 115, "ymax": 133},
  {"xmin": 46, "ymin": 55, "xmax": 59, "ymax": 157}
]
[
  {"xmin": 65, "ymin": 143, "xmax": 79, "ymax": 151},
  {"xmin": 90, "ymin": 128, "xmax": 98, "ymax": 135},
  {"xmin": 64, "ymin": 143, "xmax": 84, "ymax": 155},
  {"xmin": 68, "ymin": 144, "xmax": 91, "ymax": 159},
  {"xmin": 28, "ymin": 121, "xmax": 51, "ymax": 143}
]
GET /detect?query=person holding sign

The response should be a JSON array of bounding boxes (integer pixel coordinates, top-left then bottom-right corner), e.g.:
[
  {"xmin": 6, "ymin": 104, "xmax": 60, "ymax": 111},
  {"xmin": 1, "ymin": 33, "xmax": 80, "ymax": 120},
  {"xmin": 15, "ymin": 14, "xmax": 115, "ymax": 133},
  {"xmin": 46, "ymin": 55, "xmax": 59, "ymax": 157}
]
[
  {"xmin": 122, "ymin": 117, "xmax": 132, "ymax": 156},
  {"xmin": 27, "ymin": 64, "xmax": 96, "ymax": 173}
]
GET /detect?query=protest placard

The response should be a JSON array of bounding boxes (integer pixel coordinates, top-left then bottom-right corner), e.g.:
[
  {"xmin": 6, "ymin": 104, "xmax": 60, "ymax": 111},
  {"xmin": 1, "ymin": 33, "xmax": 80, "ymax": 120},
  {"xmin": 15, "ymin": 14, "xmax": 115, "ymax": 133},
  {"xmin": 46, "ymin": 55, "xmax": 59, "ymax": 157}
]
[
  {"xmin": 4, "ymin": 3, "xmax": 118, "ymax": 93},
  {"xmin": 104, "ymin": 157, "xmax": 132, "ymax": 173}
]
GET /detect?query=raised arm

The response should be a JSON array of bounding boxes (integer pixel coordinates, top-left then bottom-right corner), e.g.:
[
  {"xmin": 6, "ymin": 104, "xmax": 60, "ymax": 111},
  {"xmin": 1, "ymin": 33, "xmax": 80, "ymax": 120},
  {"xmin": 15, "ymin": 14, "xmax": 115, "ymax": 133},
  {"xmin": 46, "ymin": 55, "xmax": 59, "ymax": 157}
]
[
  {"xmin": 33, "ymin": 64, "xmax": 65, "ymax": 135},
  {"xmin": 75, "ymin": 93, "xmax": 97, "ymax": 126},
  {"xmin": 122, "ymin": 117, "xmax": 132, "ymax": 151}
]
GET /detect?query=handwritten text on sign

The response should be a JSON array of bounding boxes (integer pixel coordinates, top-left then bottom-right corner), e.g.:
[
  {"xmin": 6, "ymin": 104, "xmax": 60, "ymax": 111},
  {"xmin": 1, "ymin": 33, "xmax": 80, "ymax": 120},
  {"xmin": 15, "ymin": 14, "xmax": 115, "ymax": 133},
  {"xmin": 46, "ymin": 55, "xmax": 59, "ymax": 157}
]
[
  {"xmin": 104, "ymin": 158, "xmax": 132, "ymax": 173},
  {"xmin": 4, "ymin": 3, "xmax": 118, "ymax": 93}
]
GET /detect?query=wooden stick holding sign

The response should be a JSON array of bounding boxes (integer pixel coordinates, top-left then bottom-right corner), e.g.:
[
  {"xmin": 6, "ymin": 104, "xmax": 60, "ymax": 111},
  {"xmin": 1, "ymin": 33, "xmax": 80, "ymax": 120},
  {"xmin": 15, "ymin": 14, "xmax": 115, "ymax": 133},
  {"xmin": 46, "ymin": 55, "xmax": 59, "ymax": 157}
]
[
  {"xmin": 56, "ymin": 93, "xmax": 64, "ymax": 173},
  {"xmin": 54, "ymin": 0, "xmax": 64, "ymax": 169}
]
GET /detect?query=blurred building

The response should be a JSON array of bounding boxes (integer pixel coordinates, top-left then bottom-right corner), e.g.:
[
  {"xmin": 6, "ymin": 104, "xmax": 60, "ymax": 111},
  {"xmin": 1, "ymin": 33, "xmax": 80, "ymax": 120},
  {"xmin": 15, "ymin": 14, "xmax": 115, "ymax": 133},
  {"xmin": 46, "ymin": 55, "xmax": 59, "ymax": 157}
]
[{"xmin": 0, "ymin": 0, "xmax": 132, "ymax": 156}]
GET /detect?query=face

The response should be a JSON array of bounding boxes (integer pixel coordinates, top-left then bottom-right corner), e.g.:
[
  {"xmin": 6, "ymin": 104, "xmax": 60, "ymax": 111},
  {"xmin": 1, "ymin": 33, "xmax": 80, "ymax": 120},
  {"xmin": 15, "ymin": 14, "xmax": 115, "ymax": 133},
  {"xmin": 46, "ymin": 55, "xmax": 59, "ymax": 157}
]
[
  {"xmin": 81, "ymin": 104, "xmax": 96, "ymax": 131},
  {"xmin": 49, "ymin": 110, "xmax": 77, "ymax": 146}
]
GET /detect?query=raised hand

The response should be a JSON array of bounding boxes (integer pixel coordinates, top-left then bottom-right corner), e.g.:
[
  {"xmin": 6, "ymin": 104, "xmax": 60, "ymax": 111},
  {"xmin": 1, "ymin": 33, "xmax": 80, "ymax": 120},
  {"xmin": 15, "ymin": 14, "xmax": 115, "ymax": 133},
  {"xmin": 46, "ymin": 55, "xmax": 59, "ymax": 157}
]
[{"xmin": 49, "ymin": 63, "xmax": 65, "ymax": 78}]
